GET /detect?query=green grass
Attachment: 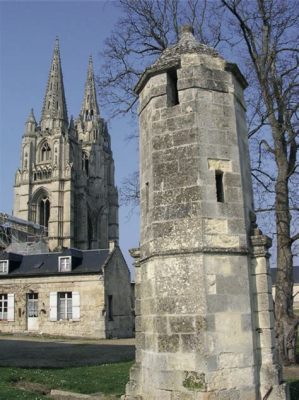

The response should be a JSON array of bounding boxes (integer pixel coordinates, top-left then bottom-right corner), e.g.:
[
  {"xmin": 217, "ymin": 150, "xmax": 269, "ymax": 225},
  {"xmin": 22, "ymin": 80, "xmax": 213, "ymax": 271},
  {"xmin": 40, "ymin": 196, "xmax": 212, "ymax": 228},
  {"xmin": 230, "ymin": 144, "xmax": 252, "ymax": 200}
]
[
  {"xmin": 0, "ymin": 362, "xmax": 299, "ymax": 400},
  {"xmin": 0, "ymin": 361, "xmax": 133, "ymax": 399}
]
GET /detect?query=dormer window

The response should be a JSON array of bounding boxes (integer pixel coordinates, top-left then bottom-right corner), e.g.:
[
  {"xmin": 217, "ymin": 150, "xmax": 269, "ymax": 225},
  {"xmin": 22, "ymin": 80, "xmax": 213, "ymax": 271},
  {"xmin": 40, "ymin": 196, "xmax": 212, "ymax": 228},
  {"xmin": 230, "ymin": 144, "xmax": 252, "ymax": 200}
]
[
  {"xmin": 58, "ymin": 256, "xmax": 72, "ymax": 272},
  {"xmin": 0, "ymin": 260, "xmax": 9, "ymax": 274}
]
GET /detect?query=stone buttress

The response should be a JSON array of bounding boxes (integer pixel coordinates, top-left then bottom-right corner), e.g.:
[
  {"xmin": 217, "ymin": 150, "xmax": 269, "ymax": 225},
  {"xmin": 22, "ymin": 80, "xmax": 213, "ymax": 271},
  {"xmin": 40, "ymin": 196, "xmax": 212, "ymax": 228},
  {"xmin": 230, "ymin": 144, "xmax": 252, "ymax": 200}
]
[{"xmin": 123, "ymin": 26, "xmax": 288, "ymax": 400}]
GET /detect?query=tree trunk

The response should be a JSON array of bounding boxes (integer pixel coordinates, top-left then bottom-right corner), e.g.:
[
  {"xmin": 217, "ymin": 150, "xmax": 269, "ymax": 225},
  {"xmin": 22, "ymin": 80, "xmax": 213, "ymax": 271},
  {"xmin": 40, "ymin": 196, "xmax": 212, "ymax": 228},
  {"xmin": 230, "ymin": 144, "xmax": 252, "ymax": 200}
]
[{"xmin": 274, "ymin": 134, "xmax": 298, "ymax": 364}]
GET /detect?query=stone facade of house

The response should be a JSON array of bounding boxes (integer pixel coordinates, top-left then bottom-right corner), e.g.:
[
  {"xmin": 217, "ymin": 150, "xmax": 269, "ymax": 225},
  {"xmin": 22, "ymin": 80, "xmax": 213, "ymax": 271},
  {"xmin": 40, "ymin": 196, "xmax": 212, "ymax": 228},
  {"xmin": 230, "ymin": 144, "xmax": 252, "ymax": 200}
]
[
  {"xmin": 0, "ymin": 244, "xmax": 133, "ymax": 338},
  {"xmin": 123, "ymin": 26, "xmax": 288, "ymax": 400}
]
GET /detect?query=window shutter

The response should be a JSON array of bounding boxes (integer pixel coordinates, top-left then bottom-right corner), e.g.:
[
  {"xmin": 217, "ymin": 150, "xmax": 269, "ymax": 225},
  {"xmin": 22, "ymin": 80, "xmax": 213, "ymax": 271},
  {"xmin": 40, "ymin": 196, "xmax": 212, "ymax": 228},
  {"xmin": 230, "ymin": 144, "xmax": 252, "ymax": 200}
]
[
  {"xmin": 7, "ymin": 293, "xmax": 14, "ymax": 321},
  {"xmin": 72, "ymin": 292, "xmax": 80, "ymax": 321},
  {"xmin": 49, "ymin": 292, "xmax": 57, "ymax": 321}
]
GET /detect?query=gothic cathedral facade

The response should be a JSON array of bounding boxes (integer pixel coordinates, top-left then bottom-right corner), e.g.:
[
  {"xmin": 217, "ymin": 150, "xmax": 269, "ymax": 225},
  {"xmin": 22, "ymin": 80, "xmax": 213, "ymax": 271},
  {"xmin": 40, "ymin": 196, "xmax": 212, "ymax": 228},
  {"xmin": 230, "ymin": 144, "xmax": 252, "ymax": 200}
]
[{"xmin": 13, "ymin": 39, "xmax": 119, "ymax": 251}]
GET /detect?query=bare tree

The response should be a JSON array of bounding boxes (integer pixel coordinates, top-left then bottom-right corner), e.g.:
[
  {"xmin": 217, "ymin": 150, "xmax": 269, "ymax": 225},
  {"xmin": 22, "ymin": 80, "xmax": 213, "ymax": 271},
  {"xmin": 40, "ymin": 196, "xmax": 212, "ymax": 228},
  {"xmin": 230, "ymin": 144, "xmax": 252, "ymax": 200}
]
[
  {"xmin": 98, "ymin": 0, "xmax": 225, "ymax": 117},
  {"xmin": 119, "ymin": 171, "xmax": 140, "ymax": 209},
  {"xmin": 222, "ymin": 0, "xmax": 299, "ymax": 365},
  {"xmin": 98, "ymin": 0, "xmax": 299, "ymax": 364}
]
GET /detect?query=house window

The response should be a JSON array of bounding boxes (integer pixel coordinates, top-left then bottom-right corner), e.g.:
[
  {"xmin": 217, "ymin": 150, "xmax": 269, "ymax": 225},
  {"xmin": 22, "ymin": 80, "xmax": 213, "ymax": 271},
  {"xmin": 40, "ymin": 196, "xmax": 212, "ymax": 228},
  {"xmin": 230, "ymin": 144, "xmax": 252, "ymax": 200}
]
[
  {"xmin": 58, "ymin": 292, "xmax": 72, "ymax": 320},
  {"xmin": 0, "ymin": 294, "xmax": 8, "ymax": 320},
  {"xmin": 215, "ymin": 170, "xmax": 224, "ymax": 203},
  {"xmin": 50, "ymin": 292, "xmax": 80, "ymax": 321},
  {"xmin": 58, "ymin": 256, "xmax": 72, "ymax": 272},
  {"xmin": 167, "ymin": 69, "xmax": 179, "ymax": 107},
  {"xmin": 108, "ymin": 295, "xmax": 113, "ymax": 321},
  {"xmin": 27, "ymin": 293, "xmax": 38, "ymax": 317},
  {"xmin": 0, "ymin": 261, "xmax": 8, "ymax": 274}
]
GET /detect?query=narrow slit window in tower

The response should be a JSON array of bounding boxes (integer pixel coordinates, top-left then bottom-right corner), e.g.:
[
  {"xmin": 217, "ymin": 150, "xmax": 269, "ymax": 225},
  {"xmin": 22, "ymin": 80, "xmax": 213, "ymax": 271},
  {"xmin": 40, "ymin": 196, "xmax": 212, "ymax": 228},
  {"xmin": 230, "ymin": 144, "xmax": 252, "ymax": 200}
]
[
  {"xmin": 215, "ymin": 171, "xmax": 224, "ymax": 203},
  {"xmin": 167, "ymin": 69, "xmax": 179, "ymax": 107},
  {"xmin": 145, "ymin": 182, "xmax": 149, "ymax": 213}
]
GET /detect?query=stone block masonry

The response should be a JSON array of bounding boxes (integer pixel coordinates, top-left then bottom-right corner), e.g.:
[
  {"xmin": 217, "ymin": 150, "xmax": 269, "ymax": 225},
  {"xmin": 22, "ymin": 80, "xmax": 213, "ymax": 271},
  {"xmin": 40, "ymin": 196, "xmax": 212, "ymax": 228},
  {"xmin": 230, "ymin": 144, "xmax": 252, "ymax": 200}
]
[{"xmin": 123, "ymin": 26, "xmax": 288, "ymax": 400}]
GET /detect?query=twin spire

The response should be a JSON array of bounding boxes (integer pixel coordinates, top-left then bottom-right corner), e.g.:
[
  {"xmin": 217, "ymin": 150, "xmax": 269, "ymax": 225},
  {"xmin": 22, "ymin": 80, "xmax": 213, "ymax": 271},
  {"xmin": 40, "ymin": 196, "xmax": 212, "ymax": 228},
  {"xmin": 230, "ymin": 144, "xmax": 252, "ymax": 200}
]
[
  {"xmin": 39, "ymin": 38, "xmax": 99, "ymax": 128},
  {"xmin": 81, "ymin": 55, "xmax": 100, "ymax": 121}
]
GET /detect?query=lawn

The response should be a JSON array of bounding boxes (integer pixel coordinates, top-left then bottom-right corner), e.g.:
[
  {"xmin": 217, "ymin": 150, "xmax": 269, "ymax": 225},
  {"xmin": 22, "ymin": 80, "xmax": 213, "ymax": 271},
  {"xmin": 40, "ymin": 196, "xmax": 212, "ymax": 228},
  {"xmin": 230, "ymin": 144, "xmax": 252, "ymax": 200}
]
[
  {"xmin": 0, "ymin": 362, "xmax": 299, "ymax": 399},
  {"xmin": 0, "ymin": 361, "xmax": 133, "ymax": 399}
]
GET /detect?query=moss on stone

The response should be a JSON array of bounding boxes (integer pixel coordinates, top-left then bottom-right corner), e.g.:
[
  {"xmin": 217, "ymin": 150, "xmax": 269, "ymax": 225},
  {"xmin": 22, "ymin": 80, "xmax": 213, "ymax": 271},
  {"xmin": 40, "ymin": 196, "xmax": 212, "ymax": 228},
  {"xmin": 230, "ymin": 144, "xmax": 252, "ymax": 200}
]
[{"xmin": 183, "ymin": 371, "xmax": 206, "ymax": 391}]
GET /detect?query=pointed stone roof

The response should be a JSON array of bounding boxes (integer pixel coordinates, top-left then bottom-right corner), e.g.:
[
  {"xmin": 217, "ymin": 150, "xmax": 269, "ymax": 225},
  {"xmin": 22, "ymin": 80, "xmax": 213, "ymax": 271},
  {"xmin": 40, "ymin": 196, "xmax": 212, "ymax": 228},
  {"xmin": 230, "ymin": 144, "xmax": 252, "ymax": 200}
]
[
  {"xmin": 152, "ymin": 26, "xmax": 219, "ymax": 69},
  {"xmin": 80, "ymin": 55, "xmax": 100, "ymax": 120},
  {"xmin": 24, "ymin": 108, "xmax": 37, "ymax": 136},
  {"xmin": 135, "ymin": 26, "xmax": 220, "ymax": 94},
  {"xmin": 26, "ymin": 108, "xmax": 37, "ymax": 124},
  {"xmin": 41, "ymin": 37, "xmax": 68, "ymax": 124}
]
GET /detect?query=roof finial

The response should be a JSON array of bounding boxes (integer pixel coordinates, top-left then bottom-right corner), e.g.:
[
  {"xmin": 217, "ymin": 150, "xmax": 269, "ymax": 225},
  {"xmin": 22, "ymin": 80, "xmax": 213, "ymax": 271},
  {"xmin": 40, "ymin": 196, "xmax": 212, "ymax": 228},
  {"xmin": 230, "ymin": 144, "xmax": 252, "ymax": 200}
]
[
  {"xmin": 55, "ymin": 36, "xmax": 59, "ymax": 51},
  {"xmin": 180, "ymin": 25, "xmax": 195, "ymax": 38}
]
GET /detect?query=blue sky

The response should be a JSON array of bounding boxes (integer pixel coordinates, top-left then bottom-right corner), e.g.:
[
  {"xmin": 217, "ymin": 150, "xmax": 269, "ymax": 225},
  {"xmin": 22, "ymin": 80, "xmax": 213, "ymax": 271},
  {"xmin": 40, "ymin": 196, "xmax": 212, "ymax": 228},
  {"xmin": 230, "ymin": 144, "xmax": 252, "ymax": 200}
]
[{"xmin": 0, "ymin": 0, "xmax": 139, "ymax": 273}]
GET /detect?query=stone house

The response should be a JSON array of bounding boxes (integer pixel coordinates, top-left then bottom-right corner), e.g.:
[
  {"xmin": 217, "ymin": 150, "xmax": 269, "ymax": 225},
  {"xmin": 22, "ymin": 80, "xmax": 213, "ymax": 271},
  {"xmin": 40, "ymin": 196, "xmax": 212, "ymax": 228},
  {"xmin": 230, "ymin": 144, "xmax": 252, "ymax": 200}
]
[{"xmin": 0, "ymin": 242, "xmax": 133, "ymax": 338}]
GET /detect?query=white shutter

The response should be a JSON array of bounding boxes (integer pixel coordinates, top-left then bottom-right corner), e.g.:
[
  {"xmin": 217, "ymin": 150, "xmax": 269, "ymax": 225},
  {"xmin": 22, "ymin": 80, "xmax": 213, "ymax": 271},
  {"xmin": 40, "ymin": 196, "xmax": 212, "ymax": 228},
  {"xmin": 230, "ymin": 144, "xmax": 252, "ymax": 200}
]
[
  {"xmin": 49, "ymin": 292, "xmax": 57, "ymax": 321},
  {"xmin": 7, "ymin": 293, "xmax": 14, "ymax": 321},
  {"xmin": 72, "ymin": 292, "xmax": 80, "ymax": 321}
]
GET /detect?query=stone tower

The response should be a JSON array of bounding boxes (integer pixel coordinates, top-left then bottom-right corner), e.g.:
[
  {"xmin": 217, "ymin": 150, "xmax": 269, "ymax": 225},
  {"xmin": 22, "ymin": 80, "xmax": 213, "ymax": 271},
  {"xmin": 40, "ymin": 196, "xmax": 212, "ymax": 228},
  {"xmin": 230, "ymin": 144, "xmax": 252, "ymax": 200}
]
[
  {"xmin": 124, "ymin": 27, "xmax": 288, "ymax": 399},
  {"xmin": 13, "ymin": 39, "xmax": 118, "ymax": 251}
]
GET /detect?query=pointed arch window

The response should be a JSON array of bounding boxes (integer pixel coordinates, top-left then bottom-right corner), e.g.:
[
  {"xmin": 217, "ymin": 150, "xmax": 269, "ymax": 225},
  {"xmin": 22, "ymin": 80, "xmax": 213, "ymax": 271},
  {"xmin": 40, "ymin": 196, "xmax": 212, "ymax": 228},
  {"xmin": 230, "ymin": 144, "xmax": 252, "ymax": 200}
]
[
  {"xmin": 41, "ymin": 142, "xmax": 51, "ymax": 162},
  {"xmin": 82, "ymin": 152, "xmax": 89, "ymax": 175},
  {"xmin": 39, "ymin": 196, "xmax": 50, "ymax": 229},
  {"xmin": 30, "ymin": 189, "xmax": 50, "ymax": 235}
]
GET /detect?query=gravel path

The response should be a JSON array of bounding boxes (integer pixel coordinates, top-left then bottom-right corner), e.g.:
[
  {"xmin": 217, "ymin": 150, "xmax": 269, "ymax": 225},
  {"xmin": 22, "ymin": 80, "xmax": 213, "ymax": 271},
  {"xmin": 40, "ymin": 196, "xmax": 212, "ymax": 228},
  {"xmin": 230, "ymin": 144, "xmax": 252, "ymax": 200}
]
[{"xmin": 0, "ymin": 336, "xmax": 135, "ymax": 368}]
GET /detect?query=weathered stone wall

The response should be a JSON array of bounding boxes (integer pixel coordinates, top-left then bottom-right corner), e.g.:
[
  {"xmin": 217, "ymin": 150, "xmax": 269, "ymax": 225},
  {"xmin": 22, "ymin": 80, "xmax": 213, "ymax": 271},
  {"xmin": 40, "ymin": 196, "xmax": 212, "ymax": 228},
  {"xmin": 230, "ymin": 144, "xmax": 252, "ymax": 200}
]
[{"xmin": 104, "ymin": 248, "xmax": 134, "ymax": 338}]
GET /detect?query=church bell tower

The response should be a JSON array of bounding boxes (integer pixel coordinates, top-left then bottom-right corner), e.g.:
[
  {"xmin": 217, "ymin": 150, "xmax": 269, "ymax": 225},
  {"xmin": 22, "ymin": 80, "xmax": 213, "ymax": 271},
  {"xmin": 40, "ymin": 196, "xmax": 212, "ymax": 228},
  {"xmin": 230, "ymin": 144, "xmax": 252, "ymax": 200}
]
[{"xmin": 13, "ymin": 39, "xmax": 119, "ymax": 251}]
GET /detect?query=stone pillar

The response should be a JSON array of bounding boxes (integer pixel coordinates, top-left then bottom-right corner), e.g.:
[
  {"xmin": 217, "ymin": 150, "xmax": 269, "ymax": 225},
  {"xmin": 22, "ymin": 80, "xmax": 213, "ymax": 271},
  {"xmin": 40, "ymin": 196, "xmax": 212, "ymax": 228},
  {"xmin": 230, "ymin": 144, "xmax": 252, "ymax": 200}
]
[
  {"xmin": 251, "ymin": 228, "xmax": 289, "ymax": 399},
  {"xmin": 126, "ymin": 248, "xmax": 142, "ymax": 399}
]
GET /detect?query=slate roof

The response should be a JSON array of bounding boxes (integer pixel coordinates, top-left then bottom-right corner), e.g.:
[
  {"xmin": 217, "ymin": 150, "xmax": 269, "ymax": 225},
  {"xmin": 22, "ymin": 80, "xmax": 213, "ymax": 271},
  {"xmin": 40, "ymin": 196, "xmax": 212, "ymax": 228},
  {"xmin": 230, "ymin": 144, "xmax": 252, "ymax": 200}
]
[
  {"xmin": 0, "ymin": 248, "xmax": 110, "ymax": 278},
  {"xmin": 270, "ymin": 266, "xmax": 299, "ymax": 284}
]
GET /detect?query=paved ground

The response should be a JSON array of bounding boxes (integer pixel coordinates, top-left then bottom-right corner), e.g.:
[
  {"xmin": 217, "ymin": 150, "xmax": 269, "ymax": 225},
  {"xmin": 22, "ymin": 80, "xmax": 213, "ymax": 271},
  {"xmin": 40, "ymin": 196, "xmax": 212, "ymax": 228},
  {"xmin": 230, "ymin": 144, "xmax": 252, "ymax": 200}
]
[{"xmin": 0, "ymin": 335, "xmax": 135, "ymax": 368}]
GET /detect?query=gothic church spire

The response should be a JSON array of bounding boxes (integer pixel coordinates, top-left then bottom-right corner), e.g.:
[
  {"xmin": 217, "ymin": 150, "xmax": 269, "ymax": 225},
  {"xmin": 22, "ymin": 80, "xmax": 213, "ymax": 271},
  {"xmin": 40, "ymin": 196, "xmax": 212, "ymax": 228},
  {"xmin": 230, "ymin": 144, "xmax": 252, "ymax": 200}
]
[
  {"xmin": 41, "ymin": 37, "xmax": 68, "ymax": 129},
  {"xmin": 81, "ymin": 56, "xmax": 100, "ymax": 121}
]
